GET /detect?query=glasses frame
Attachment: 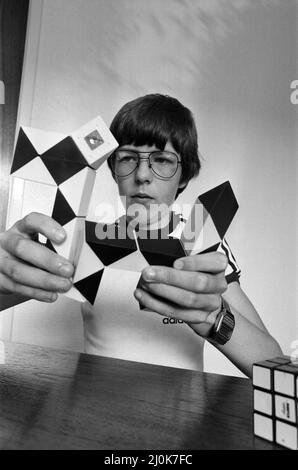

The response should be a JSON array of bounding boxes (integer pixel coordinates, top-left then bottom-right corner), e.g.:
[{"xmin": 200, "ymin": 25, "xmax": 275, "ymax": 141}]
[{"xmin": 111, "ymin": 149, "xmax": 182, "ymax": 180}]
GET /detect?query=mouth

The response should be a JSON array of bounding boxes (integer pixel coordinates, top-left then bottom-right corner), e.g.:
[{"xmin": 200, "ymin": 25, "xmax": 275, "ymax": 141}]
[{"xmin": 131, "ymin": 193, "xmax": 154, "ymax": 203}]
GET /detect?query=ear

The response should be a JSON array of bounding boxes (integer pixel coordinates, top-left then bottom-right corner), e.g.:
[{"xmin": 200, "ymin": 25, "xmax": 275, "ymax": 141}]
[{"xmin": 178, "ymin": 178, "xmax": 187, "ymax": 190}]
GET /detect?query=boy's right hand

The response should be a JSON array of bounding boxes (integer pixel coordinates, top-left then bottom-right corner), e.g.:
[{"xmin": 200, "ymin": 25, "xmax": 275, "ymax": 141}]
[{"xmin": 0, "ymin": 212, "xmax": 74, "ymax": 302}]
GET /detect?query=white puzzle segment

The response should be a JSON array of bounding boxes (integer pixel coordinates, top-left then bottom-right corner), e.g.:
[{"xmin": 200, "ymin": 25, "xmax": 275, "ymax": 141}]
[
  {"xmin": 74, "ymin": 242, "xmax": 105, "ymax": 283},
  {"xmin": 11, "ymin": 157, "xmax": 57, "ymax": 186},
  {"xmin": 59, "ymin": 167, "xmax": 96, "ymax": 216},
  {"xmin": 21, "ymin": 180, "xmax": 57, "ymax": 219},
  {"xmin": 52, "ymin": 218, "xmax": 85, "ymax": 266},
  {"xmin": 22, "ymin": 127, "xmax": 66, "ymax": 154}
]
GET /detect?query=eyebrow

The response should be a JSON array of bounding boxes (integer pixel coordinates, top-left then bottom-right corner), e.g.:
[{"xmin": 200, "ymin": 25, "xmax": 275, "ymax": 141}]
[{"xmin": 117, "ymin": 146, "xmax": 138, "ymax": 150}]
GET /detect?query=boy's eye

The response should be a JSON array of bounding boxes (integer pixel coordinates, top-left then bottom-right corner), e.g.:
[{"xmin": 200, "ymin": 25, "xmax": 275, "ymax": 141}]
[
  {"xmin": 152, "ymin": 153, "xmax": 176, "ymax": 165},
  {"xmin": 120, "ymin": 156, "xmax": 135, "ymax": 162},
  {"xmin": 153, "ymin": 157, "xmax": 168, "ymax": 164},
  {"xmin": 116, "ymin": 151, "xmax": 138, "ymax": 163}
]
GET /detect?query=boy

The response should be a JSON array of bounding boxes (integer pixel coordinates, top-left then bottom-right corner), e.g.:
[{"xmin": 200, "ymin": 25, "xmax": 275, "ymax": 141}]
[{"xmin": 0, "ymin": 94, "xmax": 282, "ymax": 377}]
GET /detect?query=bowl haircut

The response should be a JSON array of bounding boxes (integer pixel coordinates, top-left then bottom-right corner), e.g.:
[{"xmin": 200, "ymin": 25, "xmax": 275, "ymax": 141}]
[{"xmin": 108, "ymin": 94, "xmax": 201, "ymax": 196}]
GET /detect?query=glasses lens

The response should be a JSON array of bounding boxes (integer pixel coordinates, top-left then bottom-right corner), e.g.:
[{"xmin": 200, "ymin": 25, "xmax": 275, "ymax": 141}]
[
  {"xmin": 150, "ymin": 152, "xmax": 178, "ymax": 178},
  {"xmin": 113, "ymin": 150, "xmax": 139, "ymax": 176}
]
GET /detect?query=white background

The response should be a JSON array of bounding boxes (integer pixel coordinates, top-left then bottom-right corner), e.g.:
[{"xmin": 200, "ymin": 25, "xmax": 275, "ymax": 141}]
[{"xmin": 2, "ymin": 0, "xmax": 297, "ymax": 376}]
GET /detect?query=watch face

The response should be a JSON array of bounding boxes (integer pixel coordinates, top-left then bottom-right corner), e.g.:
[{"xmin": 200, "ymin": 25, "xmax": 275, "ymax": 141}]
[{"xmin": 212, "ymin": 310, "xmax": 235, "ymax": 345}]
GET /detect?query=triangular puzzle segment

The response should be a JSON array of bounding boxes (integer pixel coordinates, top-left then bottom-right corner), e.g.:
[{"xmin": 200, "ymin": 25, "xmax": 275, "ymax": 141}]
[
  {"xmin": 86, "ymin": 221, "xmax": 138, "ymax": 266},
  {"xmin": 45, "ymin": 238, "xmax": 58, "ymax": 254},
  {"xmin": 21, "ymin": 180, "xmax": 57, "ymax": 219},
  {"xmin": 198, "ymin": 181, "xmax": 238, "ymax": 239},
  {"xmin": 74, "ymin": 269, "xmax": 104, "ymax": 305},
  {"xmin": 51, "ymin": 217, "xmax": 85, "ymax": 267},
  {"xmin": 199, "ymin": 243, "xmax": 221, "ymax": 254},
  {"xmin": 182, "ymin": 206, "xmax": 222, "ymax": 255},
  {"xmin": 107, "ymin": 249, "xmax": 148, "ymax": 272},
  {"xmin": 73, "ymin": 242, "xmax": 105, "ymax": 283},
  {"xmin": 11, "ymin": 128, "xmax": 39, "ymax": 174},
  {"xmin": 59, "ymin": 167, "xmax": 96, "ymax": 216},
  {"xmin": 41, "ymin": 136, "xmax": 87, "ymax": 165},
  {"xmin": 11, "ymin": 157, "xmax": 57, "ymax": 186},
  {"xmin": 41, "ymin": 155, "xmax": 86, "ymax": 186},
  {"xmin": 64, "ymin": 285, "xmax": 87, "ymax": 303},
  {"xmin": 22, "ymin": 127, "xmax": 66, "ymax": 155},
  {"xmin": 52, "ymin": 189, "xmax": 76, "ymax": 226},
  {"xmin": 181, "ymin": 181, "xmax": 238, "ymax": 255},
  {"xmin": 138, "ymin": 238, "xmax": 186, "ymax": 267}
]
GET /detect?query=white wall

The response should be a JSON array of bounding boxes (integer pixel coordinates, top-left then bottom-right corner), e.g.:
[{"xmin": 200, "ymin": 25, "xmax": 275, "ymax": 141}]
[{"xmin": 4, "ymin": 0, "xmax": 297, "ymax": 373}]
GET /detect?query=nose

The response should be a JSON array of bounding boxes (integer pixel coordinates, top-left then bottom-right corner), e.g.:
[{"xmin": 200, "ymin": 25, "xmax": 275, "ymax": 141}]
[{"xmin": 134, "ymin": 158, "xmax": 153, "ymax": 184}]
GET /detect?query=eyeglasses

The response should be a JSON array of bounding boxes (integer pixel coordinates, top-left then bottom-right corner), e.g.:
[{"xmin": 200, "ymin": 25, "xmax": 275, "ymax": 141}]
[{"xmin": 111, "ymin": 149, "xmax": 181, "ymax": 179}]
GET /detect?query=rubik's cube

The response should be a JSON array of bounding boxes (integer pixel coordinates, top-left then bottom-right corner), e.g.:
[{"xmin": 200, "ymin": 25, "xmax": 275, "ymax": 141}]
[
  {"xmin": 71, "ymin": 181, "xmax": 239, "ymax": 305},
  {"xmin": 253, "ymin": 356, "xmax": 298, "ymax": 449},
  {"xmin": 8, "ymin": 116, "xmax": 118, "ymax": 283}
]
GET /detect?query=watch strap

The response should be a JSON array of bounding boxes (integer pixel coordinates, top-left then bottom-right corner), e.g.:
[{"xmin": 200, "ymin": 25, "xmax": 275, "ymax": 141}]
[{"xmin": 209, "ymin": 299, "xmax": 235, "ymax": 345}]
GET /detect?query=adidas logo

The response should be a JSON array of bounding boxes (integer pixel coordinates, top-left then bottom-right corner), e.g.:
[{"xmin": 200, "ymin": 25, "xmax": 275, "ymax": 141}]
[{"xmin": 162, "ymin": 317, "xmax": 184, "ymax": 325}]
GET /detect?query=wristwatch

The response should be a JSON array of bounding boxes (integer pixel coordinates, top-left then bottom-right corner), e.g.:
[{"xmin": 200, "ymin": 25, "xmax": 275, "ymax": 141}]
[{"xmin": 209, "ymin": 298, "xmax": 235, "ymax": 345}]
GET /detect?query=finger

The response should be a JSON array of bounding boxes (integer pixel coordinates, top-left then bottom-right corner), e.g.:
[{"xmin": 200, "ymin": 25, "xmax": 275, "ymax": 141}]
[
  {"xmin": 139, "ymin": 280, "xmax": 222, "ymax": 312},
  {"xmin": 141, "ymin": 266, "xmax": 227, "ymax": 294},
  {"xmin": 0, "ymin": 257, "xmax": 72, "ymax": 293},
  {"xmin": 0, "ymin": 273, "xmax": 58, "ymax": 303},
  {"xmin": 3, "ymin": 235, "xmax": 74, "ymax": 278},
  {"xmin": 134, "ymin": 287, "xmax": 209, "ymax": 323},
  {"xmin": 15, "ymin": 212, "xmax": 66, "ymax": 243},
  {"xmin": 173, "ymin": 252, "xmax": 228, "ymax": 273}
]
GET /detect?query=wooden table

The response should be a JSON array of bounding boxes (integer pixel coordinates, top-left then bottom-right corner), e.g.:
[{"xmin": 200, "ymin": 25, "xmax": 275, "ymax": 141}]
[{"xmin": 0, "ymin": 341, "xmax": 280, "ymax": 450}]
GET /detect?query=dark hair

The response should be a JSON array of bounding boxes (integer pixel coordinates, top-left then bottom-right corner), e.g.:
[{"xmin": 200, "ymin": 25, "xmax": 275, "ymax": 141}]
[{"xmin": 108, "ymin": 94, "xmax": 201, "ymax": 190}]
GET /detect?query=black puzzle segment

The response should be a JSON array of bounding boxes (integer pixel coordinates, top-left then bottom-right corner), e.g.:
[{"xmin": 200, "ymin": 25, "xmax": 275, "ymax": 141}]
[
  {"xmin": 198, "ymin": 243, "xmax": 221, "ymax": 255},
  {"xmin": 11, "ymin": 128, "xmax": 39, "ymax": 174},
  {"xmin": 52, "ymin": 189, "xmax": 76, "ymax": 226},
  {"xmin": 45, "ymin": 238, "xmax": 58, "ymax": 254},
  {"xmin": 74, "ymin": 269, "xmax": 104, "ymax": 305},
  {"xmin": 86, "ymin": 221, "xmax": 138, "ymax": 266},
  {"xmin": 198, "ymin": 181, "xmax": 239, "ymax": 239},
  {"xmin": 135, "ymin": 211, "xmax": 184, "ymax": 241},
  {"xmin": 41, "ymin": 136, "xmax": 88, "ymax": 165},
  {"xmin": 137, "ymin": 238, "xmax": 186, "ymax": 267},
  {"xmin": 41, "ymin": 155, "xmax": 86, "ymax": 186}
]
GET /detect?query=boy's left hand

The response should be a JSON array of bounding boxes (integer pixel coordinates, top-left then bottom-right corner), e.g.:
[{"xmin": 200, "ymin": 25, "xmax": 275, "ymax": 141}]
[{"xmin": 134, "ymin": 252, "xmax": 228, "ymax": 338}]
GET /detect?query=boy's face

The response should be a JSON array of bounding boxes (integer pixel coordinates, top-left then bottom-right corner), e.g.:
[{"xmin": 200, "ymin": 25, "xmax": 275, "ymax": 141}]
[{"xmin": 114, "ymin": 141, "xmax": 185, "ymax": 228}]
